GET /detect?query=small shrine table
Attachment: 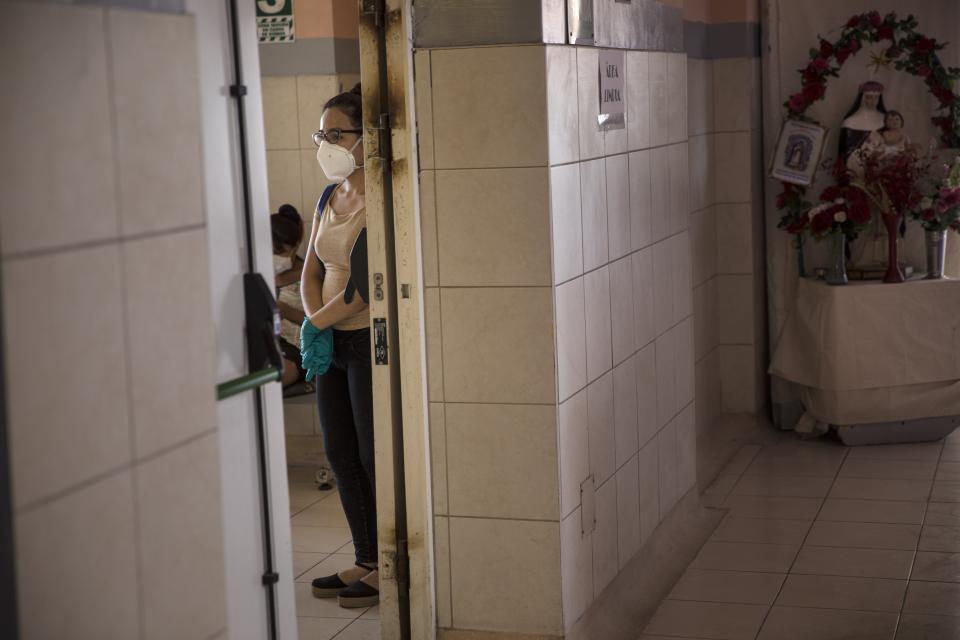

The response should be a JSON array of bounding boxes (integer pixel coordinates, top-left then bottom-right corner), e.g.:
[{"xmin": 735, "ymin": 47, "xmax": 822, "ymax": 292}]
[{"xmin": 770, "ymin": 277, "xmax": 960, "ymax": 440}]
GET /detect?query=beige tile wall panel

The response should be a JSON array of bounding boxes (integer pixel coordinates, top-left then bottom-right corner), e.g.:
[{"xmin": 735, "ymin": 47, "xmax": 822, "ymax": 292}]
[
  {"xmin": 690, "ymin": 207, "xmax": 717, "ymax": 287},
  {"xmin": 632, "ymin": 247, "xmax": 656, "ymax": 349},
  {"xmin": 606, "ymin": 155, "xmax": 632, "ymax": 261},
  {"xmin": 629, "ymin": 150, "xmax": 653, "ymax": 251},
  {"xmin": 687, "ymin": 58, "xmax": 715, "ymax": 137},
  {"xmin": 0, "ymin": 4, "xmax": 118, "ymax": 255},
  {"xmin": 432, "ymin": 47, "xmax": 548, "ymax": 169},
  {"xmin": 4, "ymin": 246, "xmax": 130, "ymax": 508},
  {"xmin": 109, "ymin": 10, "xmax": 204, "ymax": 235},
  {"xmin": 688, "ymin": 133, "xmax": 715, "ymax": 214},
  {"xmin": 720, "ymin": 344, "xmax": 760, "ymax": 413},
  {"xmin": 123, "ymin": 230, "xmax": 217, "ymax": 458},
  {"xmin": 560, "ymin": 506, "xmax": 593, "ymax": 630},
  {"xmin": 445, "ymin": 403, "xmax": 559, "ymax": 520},
  {"xmin": 550, "ymin": 163, "xmax": 584, "ymax": 285},
  {"xmin": 419, "ymin": 171, "xmax": 440, "ymax": 287},
  {"xmin": 559, "ymin": 390, "xmax": 589, "ymax": 519},
  {"xmin": 667, "ymin": 53, "xmax": 688, "ymax": 144},
  {"xmin": 638, "ymin": 437, "xmax": 661, "ymax": 542},
  {"xmin": 613, "ymin": 358, "xmax": 639, "ymax": 467},
  {"xmin": 296, "ymin": 74, "xmax": 341, "ymax": 149},
  {"xmin": 580, "ymin": 158, "xmax": 610, "ymax": 272},
  {"xmin": 713, "ymin": 58, "xmax": 757, "ymax": 133},
  {"xmin": 429, "ymin": 402, "xmax": 448, "ymax": 515},
  {"xmin": 626, "ymin": 51, "xmax": 651, "ymax": 152},
  {"xmin": 137, "ymin": 433, "xmax": 226, "ymax": 640},
  {"xmin": 436, "ymin": 168, "xmax": 551, "ymax": 287},
  {"xmin": 546, "ymin": 46, "xmax": 580, "ymax": 165},
  {"xmin": 434, "ymin": 515, "xmax": 452, "ymax": 628},
  {"xmin": 583, "ymin": 266, "xmax": 613, "ymax": 382},
  {"xmin": 555, "ymin": 277, "xmax": 587, "ymax": 402},
  {"xmin": 717, "ymin": 274, "xmax": 755, "ymax": 345},
  {"xmin": 716, "ymin": 203, "xmax": 754, "ymax": 274},
  {"xmin": 15, "ymin": 472, "xmax": 139, "ymax": 639},
  {"xmin": 576, "ymin": 48, "xmax": 605, "ymax": 161},
  {"xmin": 658, "ymin": 419, "xmax": 679, "ymax": 516},
  {"xmin": 616, "ymin": 454, "xmax": 642, "ymax": 567},
  {"xmin": 450, "ymin": 517, "xmax": 562, "ymax": 635},
  {"xmin": 591, "ymin": 476, "xmax": 618, "ymax": 596},
  {"xmin": 261, "ymin": 76, "xmax": 299, "ymax": 150},
  {"xmin": 424, "ymin": 287, "xmax": 444, "ymax": 401},
  {"xmin": 439, "ymin": 287, "xmax": 555, "ymax": 404},
  {"xmin": 636, "ymin": 342, "xmax": 659, "ymax": 448},
  {"xmin": 609, "ymin": 255, "xmax": 636, "ymax": 365},
  {"xmin": 266, "ymin": 149, "xmax": 304, "ymax": 216},
  {"xmin": 414, "ymin": 50, "xmax": 436, "ymax": 170},
  {"xmin": 713, "ymin": 131, "xmax": 752, "ymax": 203},
  {"xmin": 588, "ymin": 372, "xmax": 616, "ymax": 486}
]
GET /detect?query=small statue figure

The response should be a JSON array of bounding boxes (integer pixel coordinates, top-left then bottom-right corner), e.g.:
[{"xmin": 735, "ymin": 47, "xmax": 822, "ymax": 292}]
[{"xmin": 839, "ymin": 81, "xmax": 887, "ymax": 163}]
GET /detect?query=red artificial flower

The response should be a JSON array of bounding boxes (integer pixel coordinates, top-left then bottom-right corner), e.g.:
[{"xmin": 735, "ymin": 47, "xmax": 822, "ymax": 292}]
[
  {"xmin": 849, "ymin": 38, "xmax": 861, "ymax": 52},
  {"xmin": 776, "ymin": 184, "xmax": 794, "ymax": 208},
  {"xmin": 819, "ymin": 40, "xmax": 834, "ymax": 57},
  {"xmin": 811, "ymin": 210, "xmax": 836, "ymax": 234},
  {"xmin": 787, "ymin": 212, "xmax": 809, "ymax": 234},
  {"xmin": 846, "ymin": 15, "xmax": 861, "ymax": 29},
  {"xmin": 924, "ymin": 209, "xmax": 937, "ymax": 221},
  {"xmin": 917, "ymin": 65, "xmax": 932, "ymax": 78},
  {"xmin": 812, "ymin": 57, "xmax": 829, "ymax": 72},
  {"xmin": 885, "ymin": 46, "xmax": 901, "ymax": 59},
  {"xmin": 788, "ymin": 93, "xmax": 808, "ymax": 112},
  {"xmin": 848, "ymin": 194, "xmax": 871, "ymax": 224},
  {"xmin": 836, "ymin": 47, "xmax": 852, "ymax": 65},
  {"xmin": 803, "ymin": 82, "xmax": 825, "ymax": 102},
  {"xmin": 802, "ymin": 67, "xmax": 820, "ymax": 84},
  {"xmin": 868, "ymin": 12, "xmax": 883, "ymax": 28},
  {"xmin": 877, "ymin": 25, "xmax": 895, "ymax": 40},
  {"xmin": 916, "ymin": 37, "xmax": 936, "ymax": 54},
  {"xmin": 938, "ymin": 187, "xmax": 960, "ymax": 212},
  {"xmin": 820, "ymin": 185, "xmax": 843, "ymax": 202}
]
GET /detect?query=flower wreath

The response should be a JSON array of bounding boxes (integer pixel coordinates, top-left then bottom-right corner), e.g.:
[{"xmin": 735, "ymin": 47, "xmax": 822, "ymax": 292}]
[{"xmin": 776, "ymin": 11, "xmax": 960, "ymax": 236}]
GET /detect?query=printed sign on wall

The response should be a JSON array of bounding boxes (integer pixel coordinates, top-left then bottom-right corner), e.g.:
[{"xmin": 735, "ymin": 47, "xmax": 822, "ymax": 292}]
[
  {"xmin": 598, "ymin": 49, "xmax": 625, "ymax": 126},
  {"xmin": 257, "ymin": 0, "xmax": 295, "ymax": 43}
]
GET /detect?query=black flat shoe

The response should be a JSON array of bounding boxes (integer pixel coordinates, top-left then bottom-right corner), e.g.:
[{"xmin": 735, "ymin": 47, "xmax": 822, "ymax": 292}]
[
  {"xmin": 311, "ymin": 573, "xmax": 354, "ymax": 598},
  {"xmin": 338, "ymin": 579, "xmax": 379, "ymax": 609}
]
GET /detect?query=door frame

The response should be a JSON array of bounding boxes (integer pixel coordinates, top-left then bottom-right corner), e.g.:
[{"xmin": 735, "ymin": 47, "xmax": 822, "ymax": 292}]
[{"xmin": 358, "ymin": 0, "xmax": 435, "ymax": 638}]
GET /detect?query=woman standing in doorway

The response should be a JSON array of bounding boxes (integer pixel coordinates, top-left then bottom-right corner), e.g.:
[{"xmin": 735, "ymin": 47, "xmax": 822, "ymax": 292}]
[{"xmin": 301, "ymin": 84, "xmax": 378, "ymax": 609}]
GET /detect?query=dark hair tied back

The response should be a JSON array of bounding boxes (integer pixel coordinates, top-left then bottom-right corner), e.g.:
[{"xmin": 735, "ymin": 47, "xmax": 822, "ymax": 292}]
[
  {"xmin": 323, "ymin": 83, "xmax": 363, "ymax": 128},
  {"xmin": 271, "ymin": 204, "xmax": 303, "ymax": 254}
]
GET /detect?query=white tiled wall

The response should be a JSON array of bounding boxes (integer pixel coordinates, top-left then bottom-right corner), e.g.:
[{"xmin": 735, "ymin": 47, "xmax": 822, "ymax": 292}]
[
  {"xmin": 1, "ymin": 5, "xmax": 226, "ymax": 638},
  {"xmin": 550, "ymin": 47, "xmax": 695, "ymax": 632},
  {"xmin": 688, "ymin": 55, "xmax": 766, "ymax": 434},
  {"xmin": 418, "ymin": 41, "xmax": 700, "ymax": 635}
]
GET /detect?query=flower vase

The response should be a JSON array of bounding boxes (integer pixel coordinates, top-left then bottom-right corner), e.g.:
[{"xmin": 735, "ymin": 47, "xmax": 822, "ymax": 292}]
[
  {"xmin": 882, "ymin": 211, "xmax": 905, "ymax": 283},
  {"xmin": 925, "ymin": 230, "xmax": 948, "ymax": 279},
  {"xmin": 826, "ymin": 233, "xmax": 848, "ymax": 285}
]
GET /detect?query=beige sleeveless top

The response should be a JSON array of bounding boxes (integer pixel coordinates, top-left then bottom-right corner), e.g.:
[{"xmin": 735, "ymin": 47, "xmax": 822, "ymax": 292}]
[{"xmin": 315, "ymin": 199, "xmax": 369, "ymax": 331}]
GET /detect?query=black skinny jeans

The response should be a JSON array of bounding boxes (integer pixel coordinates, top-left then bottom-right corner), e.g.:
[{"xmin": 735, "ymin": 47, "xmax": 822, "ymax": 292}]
[{"xmin": 315, "ymin": 327, "xmax": 377, "ymax": 565}]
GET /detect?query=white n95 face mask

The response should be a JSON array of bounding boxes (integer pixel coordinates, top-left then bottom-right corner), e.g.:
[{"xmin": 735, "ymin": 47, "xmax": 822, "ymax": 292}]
[
  {"xmin": 273, "ymin": 254, "xmax": 292, "ymax": 275},
  {"xmin": 316, "ymin": 137, "xmax": 363, "ymax": 183}
]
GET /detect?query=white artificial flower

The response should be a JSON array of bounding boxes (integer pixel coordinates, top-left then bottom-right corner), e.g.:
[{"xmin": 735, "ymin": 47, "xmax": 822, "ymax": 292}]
[
  {"xmin": 833, "ymin": 198, "xmax": 846, "ymax": 205},
  {"xmin": 834, "ymin": 211, "xmax": 847, "ymax": 223}
]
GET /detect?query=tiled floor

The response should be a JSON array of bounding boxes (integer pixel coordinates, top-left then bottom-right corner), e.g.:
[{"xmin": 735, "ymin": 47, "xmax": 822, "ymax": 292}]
[
  {"xmin": 289, "ymin": 468, "xmax": 380, "ymax": 640},
  {"xmin": 643, "ymin": 429, "xmax": 960, "ymax": 640}
]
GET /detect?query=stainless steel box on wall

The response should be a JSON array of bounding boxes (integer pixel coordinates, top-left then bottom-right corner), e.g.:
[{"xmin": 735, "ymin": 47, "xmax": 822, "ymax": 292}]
[{"xmin": 571, "ymin": 0, "xmax": 684, "ymax": 51}]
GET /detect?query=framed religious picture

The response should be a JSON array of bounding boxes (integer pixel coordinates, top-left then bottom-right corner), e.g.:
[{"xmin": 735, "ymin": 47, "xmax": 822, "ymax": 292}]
[{"xmin": 770, "ymin": 119, "xmax": 828, "ymax": 186}]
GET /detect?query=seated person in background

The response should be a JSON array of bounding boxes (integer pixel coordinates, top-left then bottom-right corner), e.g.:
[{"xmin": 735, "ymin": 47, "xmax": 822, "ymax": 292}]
[{"xmin": 272, "ymin": 204, "xmax": 307, "ymax": 389}]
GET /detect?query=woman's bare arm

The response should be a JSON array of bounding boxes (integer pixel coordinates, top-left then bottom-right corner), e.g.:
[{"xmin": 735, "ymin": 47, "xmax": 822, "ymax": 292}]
[
  {"xmin": 301, "ymin": 211, "xmax": 325, "ymax": 316},
  {"xmin": 308, "ymin": 289, "xmax": 367, "ymax": 331}
]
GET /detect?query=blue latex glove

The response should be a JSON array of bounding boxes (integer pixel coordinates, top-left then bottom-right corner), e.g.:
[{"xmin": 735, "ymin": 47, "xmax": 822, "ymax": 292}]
[{"xmin": 300, "ymin": 317, "xmax": 333, "ymax": 381}]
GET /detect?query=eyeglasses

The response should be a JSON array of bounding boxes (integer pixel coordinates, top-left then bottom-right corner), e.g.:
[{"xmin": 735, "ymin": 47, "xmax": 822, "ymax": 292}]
[{"xmin": 313, "ymin": 128, "xmax": 362, "ymax": 146}]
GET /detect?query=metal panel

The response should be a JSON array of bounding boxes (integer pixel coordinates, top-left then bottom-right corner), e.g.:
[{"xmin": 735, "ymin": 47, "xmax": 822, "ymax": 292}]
[
  {"xmin": 567, "ymin": 0, "xmax": 594, "ymax": 44},
  {"xmin": 592, "ymin": 0, "xmax": 684, "ymax": 51},
  {"xmin": 412, "ymin": 0, "xmax": 544, "ymax": 48}
]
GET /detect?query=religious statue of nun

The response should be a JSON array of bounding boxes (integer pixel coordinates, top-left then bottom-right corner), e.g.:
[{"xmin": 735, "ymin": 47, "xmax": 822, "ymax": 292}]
[{"xmin": 839, "ymin": 81, "xmax": 887, "ymax": 163}]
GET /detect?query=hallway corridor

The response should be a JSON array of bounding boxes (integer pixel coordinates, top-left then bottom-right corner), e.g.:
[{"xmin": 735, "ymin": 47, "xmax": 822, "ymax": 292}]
[{"xmin": 642, "ymin": 431, "xmax": 960, "ymax": 640}]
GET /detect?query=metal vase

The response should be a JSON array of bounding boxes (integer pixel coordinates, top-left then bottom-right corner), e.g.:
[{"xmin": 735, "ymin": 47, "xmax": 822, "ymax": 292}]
[
  {"xmin": 925, "ymin": 230, "xmax": 948, "ymax": 279},
  {"xmin": 826, "ymin": 233, "xmax": 848, "ymax": 285}
]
